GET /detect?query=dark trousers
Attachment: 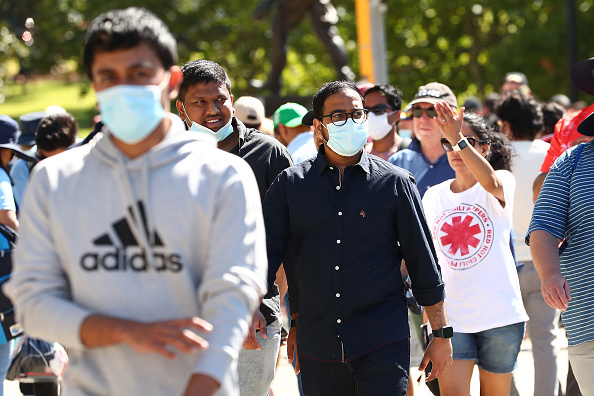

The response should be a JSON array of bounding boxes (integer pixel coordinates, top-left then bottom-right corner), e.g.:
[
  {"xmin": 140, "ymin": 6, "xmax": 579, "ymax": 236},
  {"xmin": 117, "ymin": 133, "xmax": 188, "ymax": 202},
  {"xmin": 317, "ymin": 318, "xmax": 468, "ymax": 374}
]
[{"xmin": 299, "ymin": 339, "xmax": 409, "ymax": 396}]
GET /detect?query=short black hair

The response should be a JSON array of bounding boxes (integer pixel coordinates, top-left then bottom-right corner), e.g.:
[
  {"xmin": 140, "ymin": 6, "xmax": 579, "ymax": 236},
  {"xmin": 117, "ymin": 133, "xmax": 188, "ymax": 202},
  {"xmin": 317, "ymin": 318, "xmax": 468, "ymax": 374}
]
[
  {"xmin": 36, "ymin": 113, "xmax": 78, "ymax": 152},
  {"xmin": 542, "ymin": 102, "xmax": 565, "ymax": 135},
  {"xmin": 83, "ymin": 7, "xmax": 177, "ymax": 79},
  {"xmin": 496, "ymin": 93, "xmax": 543, "ymax": 140},
  {"xmin": 364, "ymin": 85, "xmax": 403, "ymax": 111},
  {"xmin": 313, "ymin": 81, "xmax": 364, "ymax": 119},
  {"xmin": 178, "ymin": 60, "xmax": 232, "ymax": 103}
]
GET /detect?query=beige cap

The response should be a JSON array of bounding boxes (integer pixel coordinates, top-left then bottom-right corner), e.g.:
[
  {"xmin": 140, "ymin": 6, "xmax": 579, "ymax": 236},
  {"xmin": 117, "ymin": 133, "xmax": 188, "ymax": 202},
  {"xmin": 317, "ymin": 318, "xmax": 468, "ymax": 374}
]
[{"xmin": 234, "ymin": 96, "xmax": 265, "ymax": 126}]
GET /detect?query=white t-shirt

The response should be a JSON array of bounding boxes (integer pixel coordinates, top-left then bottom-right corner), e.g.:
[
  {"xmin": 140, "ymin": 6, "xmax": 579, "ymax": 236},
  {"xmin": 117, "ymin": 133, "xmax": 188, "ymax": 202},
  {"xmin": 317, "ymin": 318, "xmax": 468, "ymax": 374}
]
[
  {"xmin": 287, "ymin": 131, "xmax": 317, "ymax": 164},
  {"xmin": 422, "ymin": 170, "xmax": 528, "ymax": 333},
  {"xmin": 510, "ymin": 140, "xmax": 549, "ymax": 262}
]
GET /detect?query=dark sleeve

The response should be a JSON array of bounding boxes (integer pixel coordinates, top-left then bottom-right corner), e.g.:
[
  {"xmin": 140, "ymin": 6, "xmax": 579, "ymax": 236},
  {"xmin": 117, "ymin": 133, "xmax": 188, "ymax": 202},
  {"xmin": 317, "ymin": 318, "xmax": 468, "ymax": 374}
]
[
  {"xmin": 395, "ymin": 174, "xmax": 445, "ymax": 306},
  {"xmin": 262, "ymin": 172, "xmax": 291, "ymax": 295},
  {"xmin": 266, "ymin": 145, "xmax": 294, "ymax": 191}
]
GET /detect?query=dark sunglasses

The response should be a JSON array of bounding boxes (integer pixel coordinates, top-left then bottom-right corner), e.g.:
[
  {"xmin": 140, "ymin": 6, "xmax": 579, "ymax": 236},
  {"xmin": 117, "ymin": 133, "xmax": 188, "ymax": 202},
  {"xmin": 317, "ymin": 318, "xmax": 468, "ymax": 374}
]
[
  {"xmin": 441, "ymin": 136, "xmax": 489, "ymax": 151},
  {"xmin": 411, "ymin": 106, "xmax": 438, "ymax": 118},
  {"xmin": 365, "ymin": 104, "xmax": 395, "ymax": 116}
]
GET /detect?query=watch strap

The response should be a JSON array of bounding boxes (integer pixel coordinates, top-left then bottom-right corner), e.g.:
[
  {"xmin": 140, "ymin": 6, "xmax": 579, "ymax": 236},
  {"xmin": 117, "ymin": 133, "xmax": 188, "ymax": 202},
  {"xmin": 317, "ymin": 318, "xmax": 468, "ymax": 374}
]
[
  {"xmin": 453, "ymin": 137, "xmax": 469, "ymax": 152},
  {"xmin": 290, "ymin": 319, "xmax": 298, "ymax": 328}
]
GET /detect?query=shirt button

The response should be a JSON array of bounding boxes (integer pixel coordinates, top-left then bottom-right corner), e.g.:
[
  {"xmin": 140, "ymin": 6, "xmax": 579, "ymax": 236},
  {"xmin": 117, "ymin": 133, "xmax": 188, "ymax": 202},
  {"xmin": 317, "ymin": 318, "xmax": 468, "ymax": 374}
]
[
  {"xmin": 337, "ymin": 319, "xmax": 342, "ymax": 323},
  {"xmin": 336, "ymin": 186, "xmax": 340, "ymax": 190},
  {"xmin": 336, "ymin": 239, "xmax": 341, "ymax": 244},
  {"xmin": 338, "ymin": 211, "xmax": 342, "ymax": 216},
  {"xmin": 429, "ymin": 165, "xmax": 434, "ymax": 169},
  {"xmin": 335, "ymin": 266, "xmax": 340, "ymax": 270},
  {"xmin": 336, "ymin": 293, "xmax": 340, "ymax": 297},
  {"xmin": 329, "ymin": 167, "xmax": 334, "ymax": 170},
  {"xmin": 338, "ymin": 335, "xmax": 340, "ymax": 338}
]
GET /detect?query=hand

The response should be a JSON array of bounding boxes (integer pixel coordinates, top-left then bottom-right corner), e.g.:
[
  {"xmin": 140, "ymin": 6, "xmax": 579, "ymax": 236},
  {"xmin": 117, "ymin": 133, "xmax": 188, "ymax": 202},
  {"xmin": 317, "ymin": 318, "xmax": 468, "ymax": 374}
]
[
  {"xmin": 243, "ymin": 310, "xmax": 268, "ymax": 350},
  {"xmin": 418, "ymin": 337, "xmax": 452, "ymax": 382},
  {"xmin": 119, "ymin": 317, "xmax": 212, "ymax": 359},
  {"xmin": 541, "ymin": 273, "xmax": 571, "ymax": 311},
  {"xmin": 287, "ymin": 326, "xmax": 300, "ymax": 374},
  {"xmin": 435, "ymin": 101, "xmax": 465, "ymax": 144},
  {"xmin": 183, "ymin": 373, "xmax": 220, "ymax": 396}
]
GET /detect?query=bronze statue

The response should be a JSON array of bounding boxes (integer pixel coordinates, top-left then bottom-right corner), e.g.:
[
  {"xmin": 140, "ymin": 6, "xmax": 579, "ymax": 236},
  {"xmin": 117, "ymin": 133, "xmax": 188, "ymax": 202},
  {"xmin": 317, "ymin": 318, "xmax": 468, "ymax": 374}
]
[{"xmin": 252, "ymin": 0, "xmax": 355, "ymax": 95}]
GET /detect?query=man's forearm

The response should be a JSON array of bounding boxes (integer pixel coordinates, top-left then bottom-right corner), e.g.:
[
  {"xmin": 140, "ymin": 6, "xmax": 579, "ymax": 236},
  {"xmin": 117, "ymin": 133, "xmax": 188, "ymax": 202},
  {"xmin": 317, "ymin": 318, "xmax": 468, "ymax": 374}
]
[
  {"xmin": 424, "ymin": 300, "xmax": 448, "ymax": 330},
  {"xmin": 80, "ymin": 315, "xmax": 130, "ymax": 347},
  {"xmin": 530, "ymin": 229, "xmax": 563, "ymax": 280}
]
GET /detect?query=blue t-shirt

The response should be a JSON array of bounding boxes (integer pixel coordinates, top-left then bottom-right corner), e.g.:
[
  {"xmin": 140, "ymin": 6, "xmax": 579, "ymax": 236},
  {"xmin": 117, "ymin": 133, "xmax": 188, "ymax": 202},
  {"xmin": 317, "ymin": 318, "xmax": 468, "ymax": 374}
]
[
  {"xmin": 527, "ymin": 141, "xmax": 594, "ymax": 347},
  {"xmin": 388, "ymin": 138, "xmax": 454, "ymax": 198},
  {"xmin": 0, "ymin": 169, "xmax": 15, "ymax": 250}
]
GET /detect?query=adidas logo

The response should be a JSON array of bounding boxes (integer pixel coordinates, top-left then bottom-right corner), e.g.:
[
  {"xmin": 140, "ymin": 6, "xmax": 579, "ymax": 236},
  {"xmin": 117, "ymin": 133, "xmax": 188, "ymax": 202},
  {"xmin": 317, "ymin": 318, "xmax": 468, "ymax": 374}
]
[{"xmin": 80, "ymin": 202, "xmax": 182, "ymax": 272}]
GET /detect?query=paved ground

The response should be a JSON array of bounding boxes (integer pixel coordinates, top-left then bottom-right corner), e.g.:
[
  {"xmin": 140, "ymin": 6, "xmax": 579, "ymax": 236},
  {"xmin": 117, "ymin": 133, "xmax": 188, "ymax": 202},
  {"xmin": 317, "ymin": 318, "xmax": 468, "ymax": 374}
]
[{"xmin": 3, "ymin": 329, "xmax": 569, "ymax": 395}]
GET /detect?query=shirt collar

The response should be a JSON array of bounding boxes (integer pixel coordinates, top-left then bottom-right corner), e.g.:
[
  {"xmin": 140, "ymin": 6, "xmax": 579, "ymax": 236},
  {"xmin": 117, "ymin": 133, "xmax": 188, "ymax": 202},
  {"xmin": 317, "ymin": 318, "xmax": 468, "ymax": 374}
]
[
  {"xmin": 232, "ymin": 117, "xmax": 246, "ymax": 149},
  {"xmin": 315, "ymin": 145, "xmax": 371, "ymax": 175}
]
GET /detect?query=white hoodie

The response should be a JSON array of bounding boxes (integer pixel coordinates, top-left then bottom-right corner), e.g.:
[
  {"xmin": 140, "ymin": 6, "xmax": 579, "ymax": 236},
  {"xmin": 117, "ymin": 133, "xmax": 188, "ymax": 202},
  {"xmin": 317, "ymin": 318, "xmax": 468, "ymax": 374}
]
[{"xmin": 5, "ymin": 115, "xmax": 267, "ymax": 396}]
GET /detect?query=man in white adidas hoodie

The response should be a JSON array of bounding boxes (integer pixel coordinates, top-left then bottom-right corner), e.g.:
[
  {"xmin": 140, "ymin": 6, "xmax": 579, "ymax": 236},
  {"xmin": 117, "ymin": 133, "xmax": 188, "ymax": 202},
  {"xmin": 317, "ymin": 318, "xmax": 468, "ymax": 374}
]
[{"xmin": 4, "ymin": 7, "xmax": 267, "ymax": 396}]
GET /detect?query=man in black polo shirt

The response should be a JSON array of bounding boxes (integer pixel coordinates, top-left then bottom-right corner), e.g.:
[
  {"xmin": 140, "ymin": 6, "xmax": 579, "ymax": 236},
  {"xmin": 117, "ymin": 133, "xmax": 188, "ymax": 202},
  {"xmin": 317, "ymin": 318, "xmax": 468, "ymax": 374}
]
[
  {"xmin": 176, "ymin": 60, "xmax": 293, "ymax": 396},
  {"xmin": 263, "ymin": 81, "xmax": 452, "ymax": 395}
]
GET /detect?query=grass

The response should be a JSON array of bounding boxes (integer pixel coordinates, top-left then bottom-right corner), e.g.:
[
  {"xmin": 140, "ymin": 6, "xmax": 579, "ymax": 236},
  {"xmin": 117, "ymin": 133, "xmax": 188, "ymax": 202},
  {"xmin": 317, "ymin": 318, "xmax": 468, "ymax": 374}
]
[{"xmin": 1, "ymin": 78, "xmax": 97, "ymax": 137}]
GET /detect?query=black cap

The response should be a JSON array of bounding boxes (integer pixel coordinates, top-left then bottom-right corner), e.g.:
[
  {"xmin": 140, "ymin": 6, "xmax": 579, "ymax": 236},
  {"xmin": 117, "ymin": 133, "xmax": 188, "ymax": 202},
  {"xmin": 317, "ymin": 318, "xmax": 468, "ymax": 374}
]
[
  {"xmin": 302, "ymin": 109, "xmax": 315, "ymax": 126},
  {"xmin": 18, "ymin": 111, "xmax": 46, "ymax": 146}
]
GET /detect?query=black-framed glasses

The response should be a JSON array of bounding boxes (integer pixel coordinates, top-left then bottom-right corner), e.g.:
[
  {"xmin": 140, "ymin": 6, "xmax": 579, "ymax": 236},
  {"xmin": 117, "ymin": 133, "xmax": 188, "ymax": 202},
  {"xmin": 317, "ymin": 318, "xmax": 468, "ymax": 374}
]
[
  {"xmin": 365, "ymin": 104, "xmax": 395, "ymax": 116},
  {"xmin": 412, "ymin": 106, "xmax": 438, "ymax": 118},
  {"xmin": 320, "ymin": 109, "xmax": 369, "ymax": 126},
  {"xmin": 441, "ymin": 136, "xmax": 489, "ymax": 151}
]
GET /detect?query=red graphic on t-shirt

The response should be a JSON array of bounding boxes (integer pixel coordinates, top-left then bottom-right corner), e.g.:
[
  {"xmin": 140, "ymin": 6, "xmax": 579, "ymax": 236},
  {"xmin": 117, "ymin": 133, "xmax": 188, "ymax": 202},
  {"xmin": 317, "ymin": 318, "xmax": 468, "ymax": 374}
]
[{"xmin": 439, "ymin": 215, "xmax": 481, "ymax": 256}]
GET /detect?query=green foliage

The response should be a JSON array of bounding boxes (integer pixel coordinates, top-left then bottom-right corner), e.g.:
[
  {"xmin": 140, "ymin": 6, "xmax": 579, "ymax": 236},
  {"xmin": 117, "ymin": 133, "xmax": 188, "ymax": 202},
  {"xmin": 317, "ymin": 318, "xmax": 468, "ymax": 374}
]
[{"xmin": 2, "ymin": 0, "xmax": 594, "ymax": 110}]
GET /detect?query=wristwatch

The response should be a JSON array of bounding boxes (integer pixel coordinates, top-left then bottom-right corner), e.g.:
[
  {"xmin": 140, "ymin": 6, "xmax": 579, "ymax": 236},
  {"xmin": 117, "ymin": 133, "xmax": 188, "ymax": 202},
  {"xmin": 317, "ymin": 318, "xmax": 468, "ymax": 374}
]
[
  {"xmin": 290, "ymin": 319, "xmax": 298, "ymax": 328},
  {"xmin": 452, "ymin": 137, "xmax": 469, "ymax": 152},
  {"xmin": 432, "ymin": 326, "xmax": 454, "ymax": 339}
]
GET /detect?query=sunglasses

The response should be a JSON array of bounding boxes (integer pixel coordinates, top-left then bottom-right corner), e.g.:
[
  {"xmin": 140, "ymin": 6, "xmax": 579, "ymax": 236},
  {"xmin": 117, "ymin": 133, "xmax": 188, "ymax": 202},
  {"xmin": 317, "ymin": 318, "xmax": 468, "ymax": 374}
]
[
  {"xmin": 365, "ymin": 104, "xmax": 395, "ymax": 116},
  {"xmin": 441, "ymin": 136, "xmax": 489, "ymax": 151},
  {"xmin": 411, "ymin": 106, "xmax": 438, "ymax": 118}
]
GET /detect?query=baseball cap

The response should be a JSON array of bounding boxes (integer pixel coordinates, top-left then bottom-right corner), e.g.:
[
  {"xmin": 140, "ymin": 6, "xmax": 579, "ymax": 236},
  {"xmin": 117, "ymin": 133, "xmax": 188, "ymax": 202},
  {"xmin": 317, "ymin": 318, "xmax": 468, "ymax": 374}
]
[
  {"xmin": 0, "ymin": 115, "xmax": 37, "ymax": 161},
  {"xmin": 301, "ymin": 109, "xmax": 315, "ymax": 126},
  {"xmin": 504, "ymin": 72, "xmax": 529, "ymax": 86},
  {"xmin": 18, "ymin": 111, "xmax": 46, "ymax": 146},
  {"xmin": 234, "ymin": 96, "xmax": 265, "ymax": 126},
  {"xmin": 408, "ymin": 82, "xmax": 457, "ymax": 109},
  {"xmin": 273, "ymin": 103, "xmax": 308, "ymax": 129}
]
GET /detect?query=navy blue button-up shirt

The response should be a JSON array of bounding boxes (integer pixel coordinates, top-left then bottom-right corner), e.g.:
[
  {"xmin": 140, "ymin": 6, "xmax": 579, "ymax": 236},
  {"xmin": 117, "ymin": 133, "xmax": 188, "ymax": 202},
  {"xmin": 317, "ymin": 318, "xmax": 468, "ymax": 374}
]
[{"xmin": 263, "ymin": 147, "xmax": 445, "ymax": 361}]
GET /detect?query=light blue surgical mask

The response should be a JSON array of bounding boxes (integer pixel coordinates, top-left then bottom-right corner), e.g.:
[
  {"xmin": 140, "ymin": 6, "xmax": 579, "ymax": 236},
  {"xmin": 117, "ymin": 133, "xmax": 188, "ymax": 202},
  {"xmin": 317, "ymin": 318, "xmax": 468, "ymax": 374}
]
[
  {"xmin": 96, "ymin": 72, "xmax": 170, "ymax": 144},
  {"xmin": 398, "ymin": 129, "xmax": 413, "ymax": 140},
  {"xmin": 323, "ymin": 118, "xmax": 370, "ymax": 157},
  {"xmin": 181, "ymin": 102, "xmax": 234, "ymax": 142}
]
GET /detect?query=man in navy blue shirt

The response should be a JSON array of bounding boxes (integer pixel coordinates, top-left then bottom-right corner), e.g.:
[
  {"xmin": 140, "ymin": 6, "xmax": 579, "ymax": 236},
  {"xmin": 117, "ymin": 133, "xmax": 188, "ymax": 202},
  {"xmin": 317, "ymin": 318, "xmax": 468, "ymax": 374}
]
[
  {"xmin": 263, "ymin": 81, "xmax": 452, "ymax": 395},
  {"xmin": 388, "ymin": 82, "xmax": 457, "ymax": 198}
]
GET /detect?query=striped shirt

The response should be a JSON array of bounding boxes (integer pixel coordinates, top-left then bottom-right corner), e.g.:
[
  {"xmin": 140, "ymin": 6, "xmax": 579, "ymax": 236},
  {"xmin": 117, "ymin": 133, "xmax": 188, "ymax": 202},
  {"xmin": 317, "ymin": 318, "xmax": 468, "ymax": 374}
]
[{"xmin": 527, "ymin": 140, "xmax": 594, "ymax": 347}]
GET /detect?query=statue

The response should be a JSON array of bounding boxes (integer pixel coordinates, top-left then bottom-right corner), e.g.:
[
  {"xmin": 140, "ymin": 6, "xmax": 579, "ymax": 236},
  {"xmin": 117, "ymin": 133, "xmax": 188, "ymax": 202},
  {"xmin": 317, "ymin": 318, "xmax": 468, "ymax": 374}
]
[{"xmin": 251, "ymin": 0, "xmax": 356, "ymax": 95}]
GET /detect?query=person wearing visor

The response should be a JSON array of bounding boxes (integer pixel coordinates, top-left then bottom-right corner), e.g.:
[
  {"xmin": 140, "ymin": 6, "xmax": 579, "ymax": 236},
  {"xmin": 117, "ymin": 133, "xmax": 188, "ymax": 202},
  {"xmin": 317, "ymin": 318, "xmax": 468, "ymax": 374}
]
[
  {"xmin": 176, "ymin": 59, "xmax": 293, "ymax": 396},
  {"xmin": 389, "ymin": 82, "xmax": 457, "ymax": 198},
  {"xmin": 263, "ymin": 80, "xmax": 452, "ymax": 396},
  {"xmin": 363, "ymin": 84, "xmax": 411, "ymax": 160}
]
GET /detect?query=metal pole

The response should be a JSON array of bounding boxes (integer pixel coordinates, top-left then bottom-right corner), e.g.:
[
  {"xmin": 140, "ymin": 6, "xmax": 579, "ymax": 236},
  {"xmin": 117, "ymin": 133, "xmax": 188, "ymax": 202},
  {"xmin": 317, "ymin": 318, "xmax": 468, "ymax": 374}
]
[
  {"xmin": 356, "ymin": 0, "xmax": 375, "ymax": 83},
  {"xmin": 567, "ymin": 0, "xmax": 578, "ymax": 101},
  {"xmin": 370, "ymin": 0, "xmax": 388, "ymax": 84}
]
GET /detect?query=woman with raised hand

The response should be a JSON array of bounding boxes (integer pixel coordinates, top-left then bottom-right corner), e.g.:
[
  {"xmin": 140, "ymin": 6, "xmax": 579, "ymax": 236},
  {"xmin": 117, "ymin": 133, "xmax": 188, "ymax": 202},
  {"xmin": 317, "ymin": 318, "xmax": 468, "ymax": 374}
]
[{"xmin": 421, "ymin": 102, "xmax": 528, "ymax": 396}]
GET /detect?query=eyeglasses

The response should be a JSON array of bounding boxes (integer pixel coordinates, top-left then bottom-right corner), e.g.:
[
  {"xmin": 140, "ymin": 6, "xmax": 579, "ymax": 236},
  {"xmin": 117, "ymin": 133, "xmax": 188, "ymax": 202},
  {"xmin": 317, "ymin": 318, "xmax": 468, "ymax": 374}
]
[
  {"xmin": 365, "ymin": 104, "xmax": 395, "ymax": 116},
  {"xmin": 320, "ymin": 109, "xmax": 369, "ymax": 126},
  {"xmin": 441, "ymin": 136, "xmax": 489, "ymax": 151},
  {"xmin": 411, "ymin": 106, "xmax": 438, "ymax": 118}
]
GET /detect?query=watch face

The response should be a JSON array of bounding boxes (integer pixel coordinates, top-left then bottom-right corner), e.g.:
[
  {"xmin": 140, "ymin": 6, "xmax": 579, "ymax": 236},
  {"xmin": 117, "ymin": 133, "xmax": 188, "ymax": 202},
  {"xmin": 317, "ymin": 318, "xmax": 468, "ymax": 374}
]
[{"xmin": 443, "ymin": 326, "xmax": 454, "ymax": 338}]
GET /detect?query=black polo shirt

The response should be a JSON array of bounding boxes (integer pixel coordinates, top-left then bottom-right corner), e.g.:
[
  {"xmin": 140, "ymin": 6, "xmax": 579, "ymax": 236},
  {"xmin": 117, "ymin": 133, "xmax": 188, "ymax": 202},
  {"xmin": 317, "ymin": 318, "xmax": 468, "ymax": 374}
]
[
  {"xmin": 263, "ymin": 147, "xmax": 445, "ymax": 360},
  {"xmin": 229, "ymin": 118, "xmax": 293, "ymax": 325}
]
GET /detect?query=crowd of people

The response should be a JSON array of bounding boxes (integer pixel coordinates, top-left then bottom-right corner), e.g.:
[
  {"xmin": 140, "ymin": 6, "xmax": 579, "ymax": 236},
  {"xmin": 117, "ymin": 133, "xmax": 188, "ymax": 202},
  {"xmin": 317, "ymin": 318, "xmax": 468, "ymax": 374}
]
[{"xmin": 0, "ymin": 6, "xmax": 593, "ymax": 396}]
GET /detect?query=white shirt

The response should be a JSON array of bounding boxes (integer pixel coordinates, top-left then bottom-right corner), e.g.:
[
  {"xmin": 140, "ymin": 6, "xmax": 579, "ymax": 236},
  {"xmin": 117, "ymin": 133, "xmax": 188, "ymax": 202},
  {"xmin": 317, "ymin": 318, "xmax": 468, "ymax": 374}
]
[
  {"xmin": 510, "ymin": 140, "xmax": 549, "ymax": 262},
  {"xmin": 287, "ymin": 131, "xmax": 317, "ymax": 164},
  {"xmin": 422, "ymin": 170, "xmax": 528, "ymax": 333}
]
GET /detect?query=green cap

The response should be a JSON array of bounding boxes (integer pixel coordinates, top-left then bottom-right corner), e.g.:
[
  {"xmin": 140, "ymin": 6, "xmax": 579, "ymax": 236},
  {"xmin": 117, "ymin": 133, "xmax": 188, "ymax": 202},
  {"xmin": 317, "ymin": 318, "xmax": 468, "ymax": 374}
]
[{"xmin": 273, "ymin": 103, "xmax": 308, "ymax": 129}]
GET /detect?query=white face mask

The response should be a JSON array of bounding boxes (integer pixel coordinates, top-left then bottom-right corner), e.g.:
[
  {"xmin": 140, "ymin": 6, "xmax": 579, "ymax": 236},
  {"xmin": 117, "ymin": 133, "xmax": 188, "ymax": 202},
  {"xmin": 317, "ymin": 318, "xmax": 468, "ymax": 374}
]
[
  {"xmin": 367, "ymin": 112, "xmax": 396, "ymax": 140},
  {"xmin": 181, "ymin": 103, "xmax": 234, "ymax": 142}
]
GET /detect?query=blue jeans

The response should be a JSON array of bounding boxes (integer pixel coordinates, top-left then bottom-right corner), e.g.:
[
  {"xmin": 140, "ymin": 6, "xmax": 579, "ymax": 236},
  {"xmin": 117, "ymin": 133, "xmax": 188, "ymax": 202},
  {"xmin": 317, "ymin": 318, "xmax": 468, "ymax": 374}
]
[
  {"xmin": 299, "ymin": 339, "xmax": 409, "ymax": 396},
  {"xmin": 0, "ymin": 340, "xmax": 14, "ymax": 396},
  {"xmin": 237, "ymin": 319, "xmax": 281, "ymax": 396}
]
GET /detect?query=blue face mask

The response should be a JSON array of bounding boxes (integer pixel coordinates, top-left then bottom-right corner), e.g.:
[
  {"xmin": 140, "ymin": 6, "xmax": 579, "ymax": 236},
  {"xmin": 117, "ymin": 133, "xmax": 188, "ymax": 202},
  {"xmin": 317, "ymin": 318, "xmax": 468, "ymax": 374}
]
[
  {"xmin": 181, "ymin": 102, "xmax": 234, "ymax": 142},
  {"xmin": 323, "ymin": 118, "xmax": 370, "ymax": 157},
  {"xmin": 96, "ymin": 72, "xmax": 170, "ymax": 144}
]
